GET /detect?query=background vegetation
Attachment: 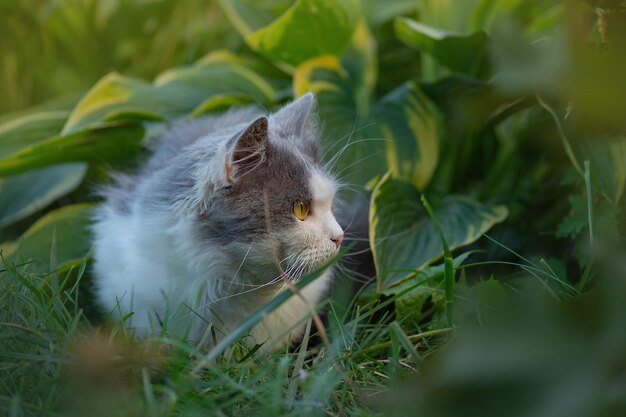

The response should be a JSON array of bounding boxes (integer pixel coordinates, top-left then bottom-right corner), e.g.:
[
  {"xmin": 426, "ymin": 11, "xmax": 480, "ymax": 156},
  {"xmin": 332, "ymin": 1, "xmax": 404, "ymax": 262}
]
[{"xmin": 1, "ymin": 0, "xmax": 625, "ymax": 416}]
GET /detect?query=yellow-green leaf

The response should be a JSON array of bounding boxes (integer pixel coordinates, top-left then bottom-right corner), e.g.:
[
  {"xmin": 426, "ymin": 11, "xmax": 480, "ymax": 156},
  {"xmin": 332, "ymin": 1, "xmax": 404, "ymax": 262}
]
[
  {"xmin": 246, "ymin": 0, "xmax": 359, "ymax": 66},
  {"xmin": 375, "ymin": 82, "xmax": 440, "ymax": 190},
  {"xmin": 0, "ymin": 124, "xmax": 144, "ymax": 177},
  {"xmin": 0, "ymin": 164, "xmax": 86, "ymax": 228},
  {"xmin": 65, "ymin": 51, "xmax": 288, "ymax": 133},
  {"xmin": 293, "ymin": 26, "xmax": 384, "ymax": 187},
  {"xmin": 1, "ymin": 204, "xmax": 93, "ymax": 273}
]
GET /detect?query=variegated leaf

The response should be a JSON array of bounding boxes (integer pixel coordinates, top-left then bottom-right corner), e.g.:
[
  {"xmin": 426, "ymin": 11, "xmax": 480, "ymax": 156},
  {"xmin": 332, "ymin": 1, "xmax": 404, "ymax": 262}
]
[
  {"xmin": 220, "ymin": 0, "xmax": 359, "ymax": 67},
  {"xmin": 370, "ymin": 173, "xmax": 508, "ymax": 290},
  {"xmin": 375, "ymin": 81, "xmax": 440, "ymax": 190},
  {"xmin": 1, "ymin": 204, "xmax": 93, "ymax": 273},
  {"xmin": 64, "ymin": 50, "xmax": 288, "ymax": 133}
]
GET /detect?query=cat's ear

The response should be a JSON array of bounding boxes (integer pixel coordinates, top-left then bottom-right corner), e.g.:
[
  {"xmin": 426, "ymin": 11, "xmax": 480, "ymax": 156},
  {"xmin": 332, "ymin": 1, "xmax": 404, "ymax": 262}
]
[
  {"xmin": 273, "ymin": 93, "xmax": 316, "ymax": 136},
  {"xmin": 272, "ymin": 93, "xmax": 319, "ymax": 158},
  {"xmin": 225, "ymin": 116, "xmax": 268, "ymax": 183}
]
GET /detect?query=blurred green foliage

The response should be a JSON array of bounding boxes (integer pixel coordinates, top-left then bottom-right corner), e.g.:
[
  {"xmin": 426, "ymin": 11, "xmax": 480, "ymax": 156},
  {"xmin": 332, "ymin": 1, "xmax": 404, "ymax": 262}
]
[
  {"xmin": 1, "ymin": 0, "xmax": 626, "ymax": 416},
  {"xmin": 0, "ymin": 0, "xmax": 243, "ymax": 114}
]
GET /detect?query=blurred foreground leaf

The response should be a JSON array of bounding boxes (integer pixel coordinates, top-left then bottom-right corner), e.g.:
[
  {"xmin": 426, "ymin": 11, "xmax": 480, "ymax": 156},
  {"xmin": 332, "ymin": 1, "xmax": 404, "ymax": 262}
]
[
  {"xmin": 387, "ymin": 270, "xmax": 626, "ymax": 417},
  {"xmin": 572, "ymin": 137, "xmax": 626, "ymax": 206}
]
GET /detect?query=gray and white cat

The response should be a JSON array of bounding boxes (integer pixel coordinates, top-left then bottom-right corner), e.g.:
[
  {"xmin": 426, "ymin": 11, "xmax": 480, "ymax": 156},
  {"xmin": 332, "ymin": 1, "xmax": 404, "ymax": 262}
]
[{"xmin": 92, "ymin": 93, "xmax": 344, "ymax": 350}]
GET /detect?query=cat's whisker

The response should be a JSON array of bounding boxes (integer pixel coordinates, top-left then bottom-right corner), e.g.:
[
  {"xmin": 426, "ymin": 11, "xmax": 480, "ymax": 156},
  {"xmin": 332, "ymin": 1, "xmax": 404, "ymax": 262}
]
[
  {"xmin": 319, "ymin": 120, "xmax": 374, "ymax": 163},
  {"xmin": 323, "ymin": 135, "xmax": 387, "ymax": 173},
  {"xmin": 197, "ymin": 272, "xmax": 286, "ymax": 308},
  {"xmin": 225, "ymin": 244, "xmax": 254, "ymax": 295},
  {"xmin": 333, "ymin": 150, "xmax": 386, "ymax": 180},
  {"xmin": 342, "ymin": 246, "xmax": 375, "ymax": 257},
  {"xmin": 336, "ymin": 264, "xmax": 374, "ymax": 284}
]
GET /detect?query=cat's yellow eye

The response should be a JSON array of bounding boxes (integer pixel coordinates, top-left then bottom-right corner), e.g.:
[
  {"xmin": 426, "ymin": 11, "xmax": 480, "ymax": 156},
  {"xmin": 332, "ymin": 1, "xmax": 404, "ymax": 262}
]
[{"xmin": 293, "ymin": 200, "xmax": 310, "ymax": 220}]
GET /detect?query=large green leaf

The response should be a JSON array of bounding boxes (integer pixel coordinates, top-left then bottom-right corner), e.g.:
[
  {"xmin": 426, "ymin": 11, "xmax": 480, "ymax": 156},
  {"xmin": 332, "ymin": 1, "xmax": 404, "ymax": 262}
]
[
  {"xmin": 370, "ymin": 173, "xmax": 508, "ymax": 291},
  {"xmin": 395, "ymin": 17, "xmax": 489, "ymax": 77},
  {"xmin": 0, "ymin": 204, "xmax": 93, "ymax": 273},
  {"xmin": 421, "ymin": 76, "xmax": 528, "ymax": 138},
  {"xmin": 64, "ymin": 50, "xmax": 288, "ymax": 133},
  {"xmin": 0, "ymin": 123, "xmax": 144, "ymax": 177},
  {"xmin": 0, "ymin": 164, "xmax": 86, "ymax": 229},
  {"xmin": 363, "ymin": 0, "xmax": 417, "ymax": 26},
  {"xmin": 216, "ymin": 0, "xmax": 291, "ymax": 36},
  {"xmin": 0, "ymin": 100, "xmax": 87, "ymax": 228},
  {"xmin": 247, "ymin": 0, "xmax": 359, "ymax": 66},
  {"xmin": 374, "ymin": 81, "xmax": 441, "ymax": 190},
  {"xmin": 0, "ymin": 111, "xmax": 68, "ymax": 159}
]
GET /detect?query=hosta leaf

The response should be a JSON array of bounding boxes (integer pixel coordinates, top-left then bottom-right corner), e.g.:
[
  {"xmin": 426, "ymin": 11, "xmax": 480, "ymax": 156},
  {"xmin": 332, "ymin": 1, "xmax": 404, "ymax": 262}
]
[
  {"xmin": 156, "ymin": 53, "xmax": 285, "ymax": 103},
  {"xmin": 0, "ymin": 99, "xmax": 86, "ymax": 228},
  {"xmin": 294, "ymin": 56, "xmax": 374, "ymax": 186},
  {"xmin": 375, "ymin": 81, "xmax": 440, "ymax": 190},
  {"xmin": 383, "ymin": 252, "xmax": 473, "ymax": 295},
  {"xmin": 395, "ymin": 17, "xmax": 489, "ymax": 77},
  {"xmin": 0, "ymin": 204, "xmax": 93, "ymax": 273},
  {"xmin": 65, "ymin": 51, "xmax": 287, "ymax": 133},
  {"xmin": 247, "ymin": 0, "xmax": 359, "ymax": 66},
  {"xmin": 216, "ymin": 0, "xmax": 290, "ymax": 36},
  {"xmin": 371, "ymin": 173, "xmax": 508, "ymax": 290},
  {"xmin": 191, "ymin": 94, "xmax": 257, "ymax": 117},
  {"xmin": 384, "ymin": 252, "xmax": 473, "ymax": 325},
  {"xmin": 0, "ymin": 111, "xmax": 69, "ymax": 159},
  {"xmin": 293, "ymin": 22, "xmax": 384, "ymax": 187},
  {"xmin": 363, "ymin": 0, "xmax": 417, "ymax": 26},
  {"xmin": 63, "ymin": 73, "xmax": 177, "ymax": 133},
  {"xmin": 0, "ymin": 164, "xmax": 86, "ymax": 228},
  {"xmin": 0, "ymin": 123, "xmax": 144, "ymax": 177},
  {"xmin": 421, "ymin": 76, "xmax": 526, "ymax": 138}
]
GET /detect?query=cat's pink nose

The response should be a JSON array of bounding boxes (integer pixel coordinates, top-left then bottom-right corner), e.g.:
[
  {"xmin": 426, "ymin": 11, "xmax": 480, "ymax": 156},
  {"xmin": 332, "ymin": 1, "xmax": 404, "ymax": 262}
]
[{"xmin": 331, "ymin": 233, "xmax": 344, "ymax": 248}]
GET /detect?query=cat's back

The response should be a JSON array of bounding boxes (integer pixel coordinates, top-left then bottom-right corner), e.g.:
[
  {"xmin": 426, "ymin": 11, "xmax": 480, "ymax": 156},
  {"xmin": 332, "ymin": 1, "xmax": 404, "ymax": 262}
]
[
  {"xmin": 144, "ymin": 106, "xmax": 264, "ymax": 173},
  {"xmin": 97, "ymin": 106, "xmax": 264, "ymax": 214}
]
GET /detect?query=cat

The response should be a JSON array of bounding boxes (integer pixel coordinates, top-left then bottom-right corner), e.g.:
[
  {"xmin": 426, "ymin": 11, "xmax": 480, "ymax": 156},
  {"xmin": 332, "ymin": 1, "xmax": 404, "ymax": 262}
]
[{"xmin": 92, "ymin": 93, "xmax": 346, "ymax": 350}]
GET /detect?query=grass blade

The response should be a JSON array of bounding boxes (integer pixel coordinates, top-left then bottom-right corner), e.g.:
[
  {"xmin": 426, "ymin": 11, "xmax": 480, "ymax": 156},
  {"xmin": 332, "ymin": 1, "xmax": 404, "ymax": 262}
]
[{"xmin": 420, "ymin": 195, "xmax": 455, "ymax": 329}]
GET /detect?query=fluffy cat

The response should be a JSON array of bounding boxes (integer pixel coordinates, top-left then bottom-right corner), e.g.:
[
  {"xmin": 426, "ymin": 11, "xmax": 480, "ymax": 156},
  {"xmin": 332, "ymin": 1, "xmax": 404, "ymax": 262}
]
[{"xmin": 92, "ymin": 93, "xmax": 345, "ymax": 350}]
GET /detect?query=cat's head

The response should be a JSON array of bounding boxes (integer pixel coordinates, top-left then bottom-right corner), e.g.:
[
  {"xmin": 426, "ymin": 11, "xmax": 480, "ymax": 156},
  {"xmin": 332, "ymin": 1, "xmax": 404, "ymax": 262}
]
[{"xmin": 198, "ymin": 93, "xmax": 343, "ymax": 280}]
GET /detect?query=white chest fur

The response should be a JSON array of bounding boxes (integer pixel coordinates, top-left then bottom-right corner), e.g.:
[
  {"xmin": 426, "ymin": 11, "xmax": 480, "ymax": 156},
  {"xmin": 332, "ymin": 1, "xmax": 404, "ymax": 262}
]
[{"xmin": 92, "ymin": 205, "xmax": 332, "ymax": 348}]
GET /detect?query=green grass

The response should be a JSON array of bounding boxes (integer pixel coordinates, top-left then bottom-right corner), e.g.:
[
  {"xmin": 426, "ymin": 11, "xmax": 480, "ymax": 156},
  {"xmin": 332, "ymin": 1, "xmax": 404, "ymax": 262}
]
[
  {"xmin": 0, "ymin": 254, "xmax": 447, "ymax": 416},
  {"xmin": 2, "ymin": 235, "xmax": 625, "ymax": 416}
]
